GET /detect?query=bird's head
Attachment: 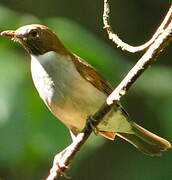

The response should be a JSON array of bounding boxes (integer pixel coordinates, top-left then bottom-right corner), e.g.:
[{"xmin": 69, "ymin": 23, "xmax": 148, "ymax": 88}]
[{"xmin": 1, "ymin": 24, "xmax": 68, "ymax": 55}]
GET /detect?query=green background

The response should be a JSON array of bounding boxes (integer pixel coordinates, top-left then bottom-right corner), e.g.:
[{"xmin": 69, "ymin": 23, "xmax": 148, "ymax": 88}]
[{"xmin": 0, "ymin": 0, "xmax": 171, "ymax": 179}]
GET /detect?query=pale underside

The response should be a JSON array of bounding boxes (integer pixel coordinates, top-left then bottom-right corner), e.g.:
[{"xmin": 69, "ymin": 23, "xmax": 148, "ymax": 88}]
[{"xmin": 31, "ymin": 51, "xmax": 133, "ymax": 134}]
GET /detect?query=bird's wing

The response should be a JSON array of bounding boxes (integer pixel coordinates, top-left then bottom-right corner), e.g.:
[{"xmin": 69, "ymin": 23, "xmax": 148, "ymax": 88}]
[
  {"xmin": 72, "ymin": 54, "xmax": 129, "ymax": 117},
  {"xmin": 72, "ymin": 54, "xmax": 113, "ymax": 95},
  {"xmin": 72, "ymin": 54, "xmax": 131, "ymax": 140}
]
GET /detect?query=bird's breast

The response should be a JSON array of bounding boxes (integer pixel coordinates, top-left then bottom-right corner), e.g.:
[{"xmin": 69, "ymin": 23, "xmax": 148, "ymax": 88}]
[
  {"xmin": 31, "ymin": 52, "xmax": 56, "ymax": 105},
  {"xmin": 30, "ymin": 51, "xmax": 106, "ymax": 130}
]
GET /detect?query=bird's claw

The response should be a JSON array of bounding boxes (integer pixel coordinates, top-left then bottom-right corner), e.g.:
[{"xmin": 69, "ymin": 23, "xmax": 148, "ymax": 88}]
[{"xmin": 86, "ymin": 115, "xmax": 99, "ymax": 135}]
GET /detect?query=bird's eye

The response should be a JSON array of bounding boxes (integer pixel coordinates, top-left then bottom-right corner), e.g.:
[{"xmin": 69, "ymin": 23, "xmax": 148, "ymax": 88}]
[{"xmin": 30, "ymin": 29, "xmax": 39, "ymax": 38}]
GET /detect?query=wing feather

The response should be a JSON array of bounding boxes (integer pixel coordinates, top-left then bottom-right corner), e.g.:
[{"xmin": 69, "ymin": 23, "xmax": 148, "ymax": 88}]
[{"xmin": 72, "ymin": 54, "xmax": 113, "ymax": 95}]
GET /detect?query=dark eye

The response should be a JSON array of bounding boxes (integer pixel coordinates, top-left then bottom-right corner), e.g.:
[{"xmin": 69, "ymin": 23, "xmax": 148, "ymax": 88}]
[{"xmin": 30, "ymin": 29, "xmax": 39, "ymax": 37}]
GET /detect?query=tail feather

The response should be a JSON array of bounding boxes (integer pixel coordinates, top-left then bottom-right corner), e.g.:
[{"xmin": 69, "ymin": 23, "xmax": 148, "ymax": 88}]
[{"xmin": 117, "ymin": 122, "xmax": 171, "ymax": 156}]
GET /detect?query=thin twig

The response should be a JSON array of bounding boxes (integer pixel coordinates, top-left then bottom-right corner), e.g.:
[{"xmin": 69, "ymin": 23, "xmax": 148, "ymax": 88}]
[
  {"xmin": 103, "ymin": 0, "xmax": 172, "ymax": 53},
  {"xmin": 106, "ymin": 17, "xmax": 172, "ymax": 105},
  {"xmin": 46, "ymin": 3, "xmax": 172, "ymax": 180}
]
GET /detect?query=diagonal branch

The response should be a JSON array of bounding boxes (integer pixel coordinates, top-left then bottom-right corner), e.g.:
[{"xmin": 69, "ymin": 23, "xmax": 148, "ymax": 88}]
[
  {"xmin": 46, "ymin": 3, "xmax": 172, "ymax": 180},
  {"xmin": 103, "ymin": 0, "xmax": 172, "ymax": 53}
]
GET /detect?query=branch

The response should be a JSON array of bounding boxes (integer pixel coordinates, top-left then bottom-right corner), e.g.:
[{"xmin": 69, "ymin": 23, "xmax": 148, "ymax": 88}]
[
  {"xmin": 46, "ymin": 3, "xmax": 172, "ymax": 180},
  {"xmin": 103, "ymin": 0, "xmax": 172, "ymax": 53}
]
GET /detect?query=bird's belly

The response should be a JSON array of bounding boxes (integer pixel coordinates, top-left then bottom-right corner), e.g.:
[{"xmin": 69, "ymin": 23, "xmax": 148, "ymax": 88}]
[
  {"xmin": 50, "ymin": 76, "xmax": 106, "ymax": 131},
  {"xmin": 30, "ymin": 52, "xmax": 131, "ymax": 134},
  {"xmin": 31, "ymin": 54, "xmax": 106, "ymax": 130},
  {"xmin": 33, "ymin": 72, "xmax": 106, "ymax": 131},
  {"xmin": 31, "ymin": 69, "xmax": 131, "ymax": 133}
]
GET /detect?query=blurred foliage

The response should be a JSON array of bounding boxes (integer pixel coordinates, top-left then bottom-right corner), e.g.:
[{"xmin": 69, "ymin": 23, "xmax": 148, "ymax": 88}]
[{"xmin": 0, "ymin": 1, "xmax": 171, "ymax": 180}]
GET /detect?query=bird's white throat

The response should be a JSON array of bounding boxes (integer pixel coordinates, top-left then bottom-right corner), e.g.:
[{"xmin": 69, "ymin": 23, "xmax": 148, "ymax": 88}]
[{"xmin": 30, "ymin": 51, "xmax": 72, "ymax": 106}]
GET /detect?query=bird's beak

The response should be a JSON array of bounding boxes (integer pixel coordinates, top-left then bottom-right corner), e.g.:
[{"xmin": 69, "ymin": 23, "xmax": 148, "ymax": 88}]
[
  {"xmin": 0, "ymin": 30, "xmax": 23, "ymax": 42},
  {"xmin": 0, "ymin": 30, "xmax": 16, "ymax": 37}
]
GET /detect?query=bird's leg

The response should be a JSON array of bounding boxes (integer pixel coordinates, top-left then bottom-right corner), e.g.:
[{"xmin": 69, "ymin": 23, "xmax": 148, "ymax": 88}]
[{"xmin": 86, "ymin": 115, "xmax": 99, "ymax": 135}]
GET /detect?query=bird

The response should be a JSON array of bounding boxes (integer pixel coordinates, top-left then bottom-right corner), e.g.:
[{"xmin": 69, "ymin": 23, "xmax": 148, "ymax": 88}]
[{"xmin": 1, "ymin": 24, "xmax": 171, "ymax": 156}]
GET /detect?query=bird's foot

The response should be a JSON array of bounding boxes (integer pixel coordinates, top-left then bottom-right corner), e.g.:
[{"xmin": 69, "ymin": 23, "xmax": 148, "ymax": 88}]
[{"xmin": 86, "ymin": 115, "xmax": 99, "ymax": 135}]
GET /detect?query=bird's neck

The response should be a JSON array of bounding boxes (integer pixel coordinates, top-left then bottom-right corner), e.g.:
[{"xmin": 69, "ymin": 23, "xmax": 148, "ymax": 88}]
[
  {"xmin": 30, "ymin": 51, "xmax": 75, "ymax": 88},
  {"xmin": 31, "ymin": 51, "xmax": 72, "ymax": 64}
]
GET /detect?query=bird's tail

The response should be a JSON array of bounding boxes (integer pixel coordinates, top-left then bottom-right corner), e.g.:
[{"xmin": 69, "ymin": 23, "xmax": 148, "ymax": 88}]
[{"xmin": 117, "ymin": 122, "xmax": 171, "ymax": 156}]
